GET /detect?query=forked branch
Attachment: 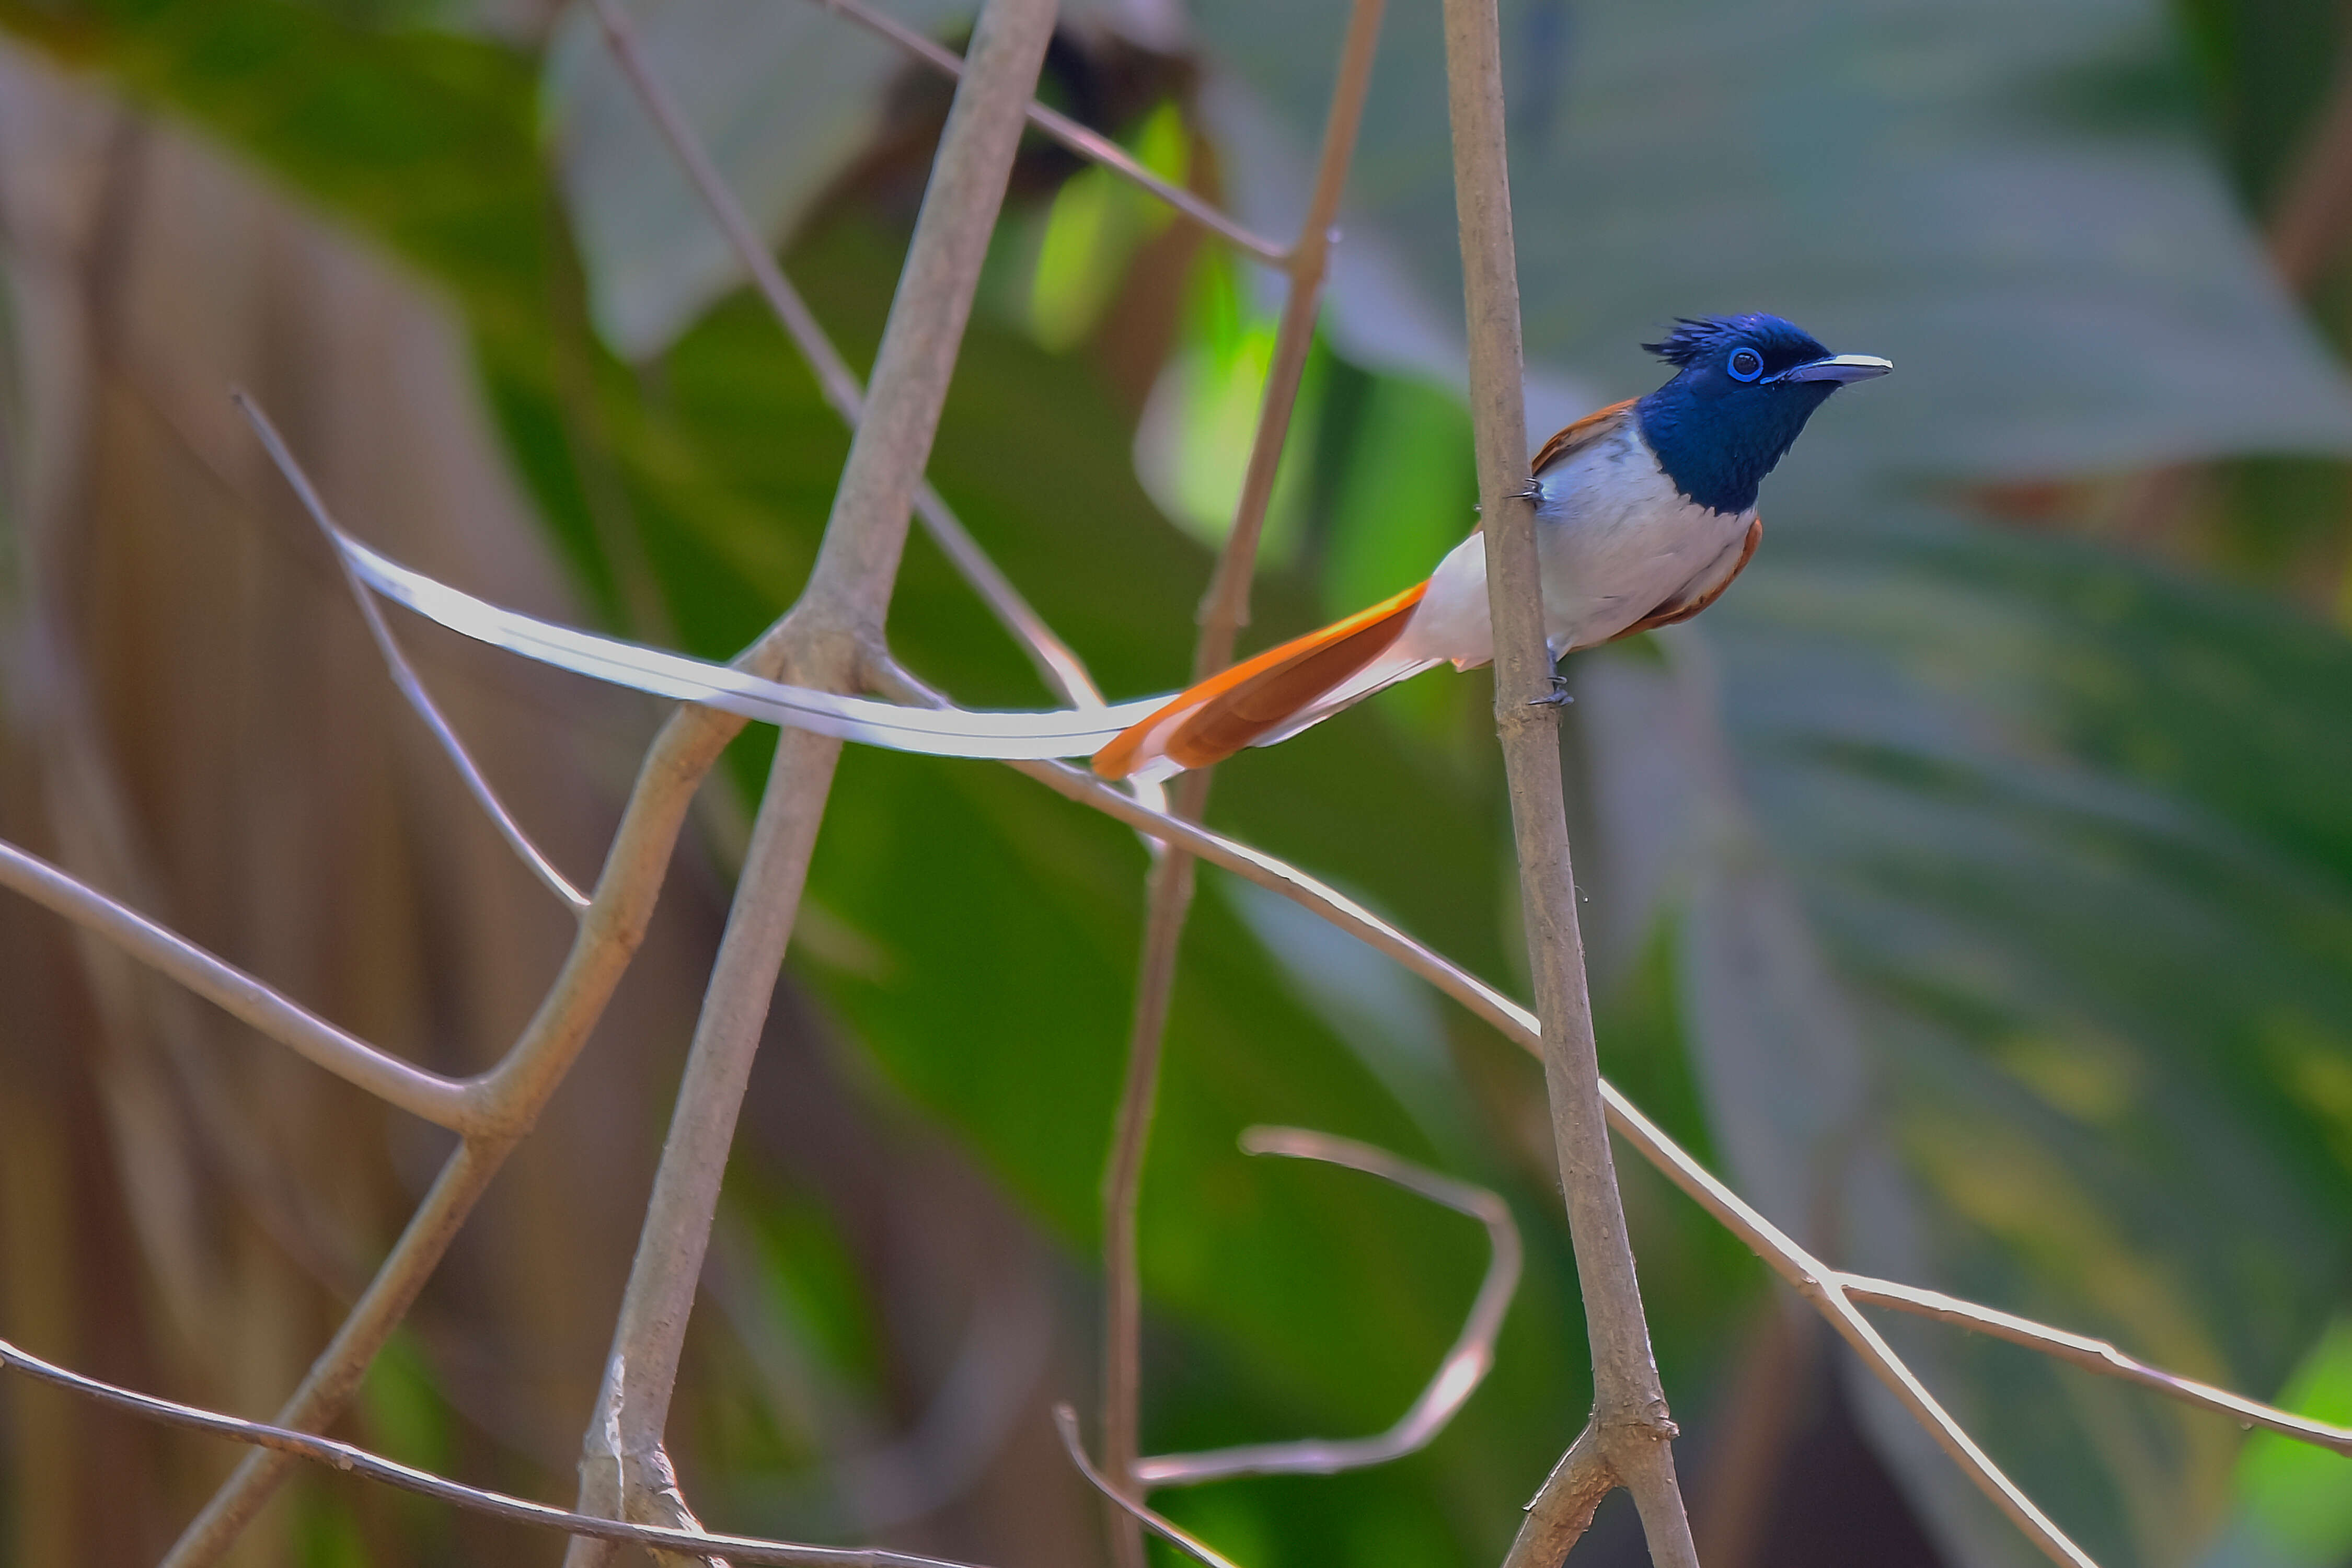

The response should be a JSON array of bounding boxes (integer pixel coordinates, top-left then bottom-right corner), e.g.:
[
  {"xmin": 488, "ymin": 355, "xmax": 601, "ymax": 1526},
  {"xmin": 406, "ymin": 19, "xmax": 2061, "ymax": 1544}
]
[
  {"xmin": 162, "ymin": 485, "xmax": 828, "ymax": 1565},
  {"xmin": 565, "ymin": 0, "xmax": 1064, "ymax": 1558},
  {"xmin": 1842, "ymin": 1277, "xmax": 2352, "ymax": 1457}
]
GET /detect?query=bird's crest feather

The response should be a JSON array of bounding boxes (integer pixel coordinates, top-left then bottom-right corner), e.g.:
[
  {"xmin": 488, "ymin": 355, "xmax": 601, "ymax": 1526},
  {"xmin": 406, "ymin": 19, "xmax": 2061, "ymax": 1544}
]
[{"xmin": 1642, "ymin": 316, "xmax": 1748, "ymax": 367}]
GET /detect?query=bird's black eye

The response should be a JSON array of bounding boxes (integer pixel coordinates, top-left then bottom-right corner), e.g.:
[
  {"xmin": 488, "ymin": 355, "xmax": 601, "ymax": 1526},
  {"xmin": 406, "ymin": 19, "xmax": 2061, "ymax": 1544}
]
[{"xmin": 1727, "ymin": 347, "xmax": 1765, "ymax": 383}]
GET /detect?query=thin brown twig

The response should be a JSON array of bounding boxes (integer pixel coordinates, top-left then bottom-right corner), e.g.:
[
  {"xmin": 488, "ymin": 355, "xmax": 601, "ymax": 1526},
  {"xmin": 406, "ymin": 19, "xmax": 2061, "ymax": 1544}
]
[
  {"xmin": 566, "ymin": 2, "xmax": 1063, "ymax": 1559},
  {"xmin": 164, "ymin": 1139, "xmax": 505, "ymax": 1565},
  {"xmin": 1602, "ymin": 1104, "xmax": 2101, "ymax": 1568},
  {"xmin": 1842, "ymin": 1276, "xmax": 2352, "ymax": 1457},
  {"xmin": 1094, "ymin": 5, "xmax": 1386, "ymax": 1562},
  {"xmin": 1054, "ymin": 1407, "xmax": 1247, "ymax": 1568},
  {"xmin": 0, "ymin": 835, "xmax": 481, "ymax": 1132},
  {"xmin": 1186, "ymin": 0, "xmax": 1385, "ymax": 647},
  {"xmin": 809, "ymin": 0, "xmax": 1287, "ymax": 267},
  {"xmin": 1502, "ymin": 1421, "xmax": 1613, "ymax": 1568},
  {"xmin": 985, "ymin": 748, "xmax": 2105, "ymax": 1568},
  {"xmin": 1435, "ymin": 0, "xmax": 1700, "ymax": 1561},
  {"xmin": 591, "ymin": 0, "xmax": 1102, "ymax": 713},
  {"xmin": 236, "ymin": 393, "xmax": 592, "ymax": 912},
  {"xmin": 0, "ymin": 1334, "xmax": 982, "ymax": 1568},
  {"xmin": 1099, "ymin": 814, "xmax": 1200, "ymax": 1568},
  {"xmin": 1133, "ymin": 1126, "xmax": 1521, "ymax": 1485}
]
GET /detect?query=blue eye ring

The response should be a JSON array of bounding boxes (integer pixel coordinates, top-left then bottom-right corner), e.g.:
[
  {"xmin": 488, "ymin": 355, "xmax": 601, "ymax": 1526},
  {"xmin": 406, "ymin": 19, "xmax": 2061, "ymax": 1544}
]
[{"xmin": 1726, "ymin": 347, "xmax": 1765, "ymax": 383}]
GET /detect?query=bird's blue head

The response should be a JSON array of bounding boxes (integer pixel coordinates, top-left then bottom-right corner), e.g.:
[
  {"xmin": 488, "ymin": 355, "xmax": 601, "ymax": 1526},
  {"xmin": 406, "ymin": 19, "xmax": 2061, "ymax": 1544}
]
[{"xmin": 1633, "ymin": 314, "xmax": 1890, "ymax": 515}]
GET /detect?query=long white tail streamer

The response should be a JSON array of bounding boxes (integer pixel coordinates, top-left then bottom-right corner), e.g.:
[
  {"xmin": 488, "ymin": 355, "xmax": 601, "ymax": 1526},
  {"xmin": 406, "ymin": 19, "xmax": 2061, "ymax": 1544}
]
[{"xmin": 337, "ymin": 534, "xmax": 1170, "ymax": 760}]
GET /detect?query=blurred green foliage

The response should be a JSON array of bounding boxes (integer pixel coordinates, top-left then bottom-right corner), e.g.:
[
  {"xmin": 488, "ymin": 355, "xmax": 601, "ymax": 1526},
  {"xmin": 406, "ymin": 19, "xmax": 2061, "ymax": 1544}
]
[{"xmin": 5, "ymin": 0, "xmax": 2352, "ymax": 1565}]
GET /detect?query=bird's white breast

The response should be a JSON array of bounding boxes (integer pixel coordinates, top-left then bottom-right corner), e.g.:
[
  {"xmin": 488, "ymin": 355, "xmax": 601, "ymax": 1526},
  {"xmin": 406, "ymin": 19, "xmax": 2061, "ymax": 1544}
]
[{"xmin": 1392, "ymin": 413, "xmax": 1752, "ymax": 670}]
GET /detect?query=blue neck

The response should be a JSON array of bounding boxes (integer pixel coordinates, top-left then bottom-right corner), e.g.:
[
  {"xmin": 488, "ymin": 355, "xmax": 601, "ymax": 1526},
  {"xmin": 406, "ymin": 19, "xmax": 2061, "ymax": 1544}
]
[{"xmin": 1634, "ymin": 378, "xmax": 1836, "ymax": 515}]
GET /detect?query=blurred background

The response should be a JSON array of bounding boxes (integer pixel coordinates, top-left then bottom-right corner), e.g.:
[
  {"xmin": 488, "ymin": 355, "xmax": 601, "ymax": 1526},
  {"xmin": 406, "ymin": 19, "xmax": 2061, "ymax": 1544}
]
[{"xmin": 2, "ymin": 0, "xmax": 2350, "ymax": 1564}]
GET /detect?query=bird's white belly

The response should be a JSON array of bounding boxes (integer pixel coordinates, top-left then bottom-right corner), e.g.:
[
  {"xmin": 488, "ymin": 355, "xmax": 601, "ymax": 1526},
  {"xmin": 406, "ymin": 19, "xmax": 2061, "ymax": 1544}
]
[{"xmin": 1394, "ymin": 420, "xmax": 1750, "ymax": 668}]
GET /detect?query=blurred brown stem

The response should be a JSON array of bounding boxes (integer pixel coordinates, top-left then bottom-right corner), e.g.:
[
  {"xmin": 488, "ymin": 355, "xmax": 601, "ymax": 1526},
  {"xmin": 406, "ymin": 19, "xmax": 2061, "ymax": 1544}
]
[
  {"xmin": 565, "ymin": 724, "xmax": 850, "ymax": 1568},
  {"xmin": 1098, "ymin": 781, "xmax": 1201, "ymax": 1568},
  {"xmin": 1688, "ymin": 1306, "xmax": 1816, "ymax": 1568},
  {"xmin": 2268, "ymin": 31, "xmax": 2352, "ymax": 292},
  {"xmin": 1093, "ymin": 3, "xmax": 1385, "ymax": 1562},
  {"xmin": 809, "ymin": 0, "xmax": 1286, "ymax": 266},
  {"xmin": 2111, "ymin": 33, "xmax": 2352, "ymax": 544}
]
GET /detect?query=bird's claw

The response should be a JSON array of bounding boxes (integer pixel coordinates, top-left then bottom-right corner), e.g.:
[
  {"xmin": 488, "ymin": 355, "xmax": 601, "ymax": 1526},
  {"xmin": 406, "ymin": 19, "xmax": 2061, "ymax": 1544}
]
[
  {"xmin": 1514, "ymin": 479, "xmax": 1546, "ymax": 504},
  {"xmin": 1528, "ymin": 675, "xmax": 1574, "ymax": 708}
]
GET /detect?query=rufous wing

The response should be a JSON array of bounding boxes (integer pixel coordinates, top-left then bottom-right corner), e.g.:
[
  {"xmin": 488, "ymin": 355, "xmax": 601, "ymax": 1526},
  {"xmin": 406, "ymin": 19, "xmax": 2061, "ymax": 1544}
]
[
  {"xmin": 1091, "ymin": 581, "xmax": 1429, "ymax": 780},
  {"xmin": 1607, "ymin": 516, "xmax": 1761, "ymax": 642},
  {"xmin": 1096, "ymin": 398, "xmax": 1697, "ymax": 780},
  {"xmin": 1530, "ymin": 397, "xmax": 1638, "ymax": 476}
]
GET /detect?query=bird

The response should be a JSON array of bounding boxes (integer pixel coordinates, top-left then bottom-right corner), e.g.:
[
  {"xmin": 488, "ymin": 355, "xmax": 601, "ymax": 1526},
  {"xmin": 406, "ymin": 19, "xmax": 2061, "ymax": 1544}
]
[{"xmin": 1091, "ymin": 314, "xmax": 1890, "ymax": 782}]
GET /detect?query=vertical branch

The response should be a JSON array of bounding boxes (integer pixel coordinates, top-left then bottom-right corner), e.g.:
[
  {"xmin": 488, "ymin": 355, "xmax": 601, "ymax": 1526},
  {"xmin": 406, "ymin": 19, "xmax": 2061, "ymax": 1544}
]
[
  {"xmin": 1096, "ymin": 4, "xmax": 1386, "ymax": 1563},
  {"xmin": 1435, "ymin": 0, "xmax": 1701, "ymax": 1564},
  {"xmin": 1190, "ymin": 0, "xmax": 1386, "ymax": 653},
  {"xmin": 564, "ymin": 0, "xmax": 1062, "ymax": 1558},
  {"xmin": 1097, "ymin": 827, "xmax": 1195, "ymax": 1568}
]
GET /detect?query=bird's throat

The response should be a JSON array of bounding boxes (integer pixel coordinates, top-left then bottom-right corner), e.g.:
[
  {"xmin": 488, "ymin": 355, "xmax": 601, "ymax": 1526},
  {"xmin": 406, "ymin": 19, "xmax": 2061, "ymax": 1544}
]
[{"xmin": 1634, "ymin": 381, "xmax": 1835, "ymax": 515}]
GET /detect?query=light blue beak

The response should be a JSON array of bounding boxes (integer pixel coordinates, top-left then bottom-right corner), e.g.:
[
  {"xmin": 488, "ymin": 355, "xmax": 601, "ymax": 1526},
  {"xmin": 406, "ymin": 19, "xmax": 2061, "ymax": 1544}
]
[{"xmin": 1775, "ymin": 353, "xmax": 1893, "ymax": 385}]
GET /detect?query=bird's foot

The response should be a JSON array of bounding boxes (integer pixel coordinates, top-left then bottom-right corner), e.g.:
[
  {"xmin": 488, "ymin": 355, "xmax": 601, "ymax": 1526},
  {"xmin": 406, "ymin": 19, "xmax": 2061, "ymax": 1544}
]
[
  {"xmin": 1528, "ymin": 675, "xmax": 1574, "ymax": 708},
  {"xmin": 1514, "ymin": 478, "xmax": 1546, "ymax": 504}
]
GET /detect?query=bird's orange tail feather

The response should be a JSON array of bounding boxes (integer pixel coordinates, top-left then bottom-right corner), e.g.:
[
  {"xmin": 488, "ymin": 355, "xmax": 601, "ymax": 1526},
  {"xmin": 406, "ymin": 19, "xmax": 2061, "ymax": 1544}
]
[{"xmin": 1091, "ymin": 581, "xmax": 1429, "ymax": 780}]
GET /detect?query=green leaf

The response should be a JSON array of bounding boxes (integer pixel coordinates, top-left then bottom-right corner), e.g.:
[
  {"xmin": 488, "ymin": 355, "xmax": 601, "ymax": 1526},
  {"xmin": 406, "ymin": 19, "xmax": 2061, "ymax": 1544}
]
[
  {"xmin": 543, "ymin": 0, "xmax": 978, "ymax": 356},
  {"xmin": 1190, "ymin": 0, "xmax": 2352, "ymax": 475},
  {"xmin": 1643, "ymin": 516, "xmax": 2352, "ymax": 1566},
  {"xmin": 2196, "ymin": 1315, "xmax": 2352, "ymax": 1567}
]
